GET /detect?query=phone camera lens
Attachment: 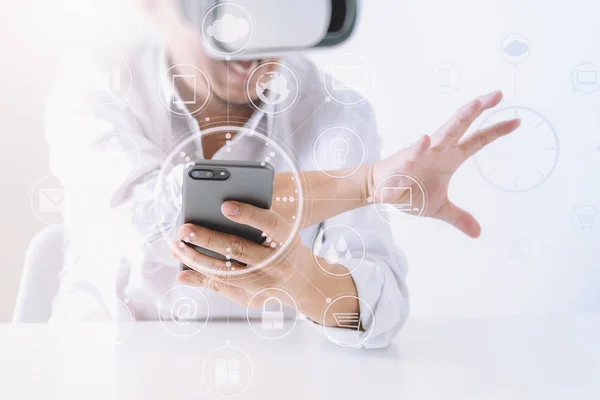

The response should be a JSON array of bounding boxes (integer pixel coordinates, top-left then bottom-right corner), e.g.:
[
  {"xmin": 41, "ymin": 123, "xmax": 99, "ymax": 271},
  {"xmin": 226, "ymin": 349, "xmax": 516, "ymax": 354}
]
[{"xmin": 190, "ymin": 169, "xmax": 215, "ymax": 179}]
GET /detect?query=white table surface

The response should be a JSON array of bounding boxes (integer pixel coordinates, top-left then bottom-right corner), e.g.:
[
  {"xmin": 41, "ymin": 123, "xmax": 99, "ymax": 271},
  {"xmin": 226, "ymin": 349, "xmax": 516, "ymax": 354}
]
[{"xmin": 2, "ymin": 314, "xmax": 600, "ymax": 400}]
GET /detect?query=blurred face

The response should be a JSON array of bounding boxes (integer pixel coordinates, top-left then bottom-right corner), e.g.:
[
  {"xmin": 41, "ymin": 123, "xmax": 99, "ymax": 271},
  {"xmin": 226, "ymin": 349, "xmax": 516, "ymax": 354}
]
[{"xmin": 143, "ymin": 0, "xmax": 278, "ymax": 108}]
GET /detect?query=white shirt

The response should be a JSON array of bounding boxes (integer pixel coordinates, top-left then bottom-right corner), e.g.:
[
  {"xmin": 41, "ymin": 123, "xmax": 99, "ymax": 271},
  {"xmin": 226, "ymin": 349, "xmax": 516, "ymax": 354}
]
[{"xmin": 45, "ymin": 38, "xmax": 409, "ymax": 349}]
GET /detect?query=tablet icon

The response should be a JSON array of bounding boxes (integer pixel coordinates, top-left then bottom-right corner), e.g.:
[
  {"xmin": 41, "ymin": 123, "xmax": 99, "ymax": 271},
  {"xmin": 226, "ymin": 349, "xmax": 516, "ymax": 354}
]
[
  {"xmin": 430, "ymin": 63, "xmax": 459, "ymax": 93},
  {"xmin": 172, "ymin": 74, "xmax": 197, "ymax": 105}
]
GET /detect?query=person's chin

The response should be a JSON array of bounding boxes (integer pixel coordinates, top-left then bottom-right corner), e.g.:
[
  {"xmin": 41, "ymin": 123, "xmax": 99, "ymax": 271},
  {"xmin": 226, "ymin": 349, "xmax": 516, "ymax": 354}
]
[{"xmin": 211, "ymin": 88, "xmax": 251, "ymax": 109}]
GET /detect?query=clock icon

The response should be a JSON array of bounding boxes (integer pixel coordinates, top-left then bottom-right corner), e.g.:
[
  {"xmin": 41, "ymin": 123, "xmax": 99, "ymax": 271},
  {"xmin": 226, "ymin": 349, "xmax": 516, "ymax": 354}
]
[{"xmin": 473, "ymin": 106, "xmax": 559, "ymax": 192}]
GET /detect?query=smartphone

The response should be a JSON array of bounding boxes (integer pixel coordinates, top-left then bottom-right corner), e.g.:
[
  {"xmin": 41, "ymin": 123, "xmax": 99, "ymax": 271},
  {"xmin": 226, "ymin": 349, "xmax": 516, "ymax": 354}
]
[{"xmin": 181, "ymin": 160, "xmax": 274, "ymax": 269}]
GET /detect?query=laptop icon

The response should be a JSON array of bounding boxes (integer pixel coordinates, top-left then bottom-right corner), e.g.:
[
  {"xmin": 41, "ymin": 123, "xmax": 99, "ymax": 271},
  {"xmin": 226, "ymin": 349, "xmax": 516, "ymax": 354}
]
[{"xmin": 381, "ymin": 187, "xmax": 420, "ymax": 212}]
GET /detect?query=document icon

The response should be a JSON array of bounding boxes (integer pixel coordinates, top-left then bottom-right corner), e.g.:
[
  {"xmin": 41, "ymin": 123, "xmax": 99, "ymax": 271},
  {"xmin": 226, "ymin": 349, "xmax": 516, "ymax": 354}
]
[{"xmin": 38, "ymin": 188, "xmax": 65, "ymax": 213}]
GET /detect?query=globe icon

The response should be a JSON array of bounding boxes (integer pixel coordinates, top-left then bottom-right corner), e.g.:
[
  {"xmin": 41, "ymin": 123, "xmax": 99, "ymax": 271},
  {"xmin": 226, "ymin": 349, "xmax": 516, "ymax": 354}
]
[{"xmin": 256, "ymin": 71, "xmax": 290, "ymax": 105}]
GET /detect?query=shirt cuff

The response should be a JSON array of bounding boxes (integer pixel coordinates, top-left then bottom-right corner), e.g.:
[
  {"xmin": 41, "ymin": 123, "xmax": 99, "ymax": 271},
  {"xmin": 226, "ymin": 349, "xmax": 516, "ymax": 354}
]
[{"xmin": 307, "ymin": 258, "xmax": 409, "ymax": 349}]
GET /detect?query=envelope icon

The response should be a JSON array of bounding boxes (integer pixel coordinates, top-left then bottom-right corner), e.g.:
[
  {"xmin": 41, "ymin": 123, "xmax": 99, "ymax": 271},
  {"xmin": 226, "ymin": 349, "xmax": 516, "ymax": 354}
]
[{"xmin": 38, "ymin": 188, "xmax": 65, "ymax": 213}]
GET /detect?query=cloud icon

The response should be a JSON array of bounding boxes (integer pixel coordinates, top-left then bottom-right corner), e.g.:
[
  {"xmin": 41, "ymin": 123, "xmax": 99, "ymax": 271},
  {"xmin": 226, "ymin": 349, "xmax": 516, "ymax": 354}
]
[
  {"xmin": 503, "ymin": 40, "xmax": 529, "ymax": 57},
  {"xmin": 206, "ymin": 13, "xmax": 250, "ymax": 43}
]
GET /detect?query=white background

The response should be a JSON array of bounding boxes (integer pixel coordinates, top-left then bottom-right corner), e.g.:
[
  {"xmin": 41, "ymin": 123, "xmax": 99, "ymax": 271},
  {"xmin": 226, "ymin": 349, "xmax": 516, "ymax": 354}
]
[{"xmin": 0, "ymin": 0, "xmax": 599, "ymax": 321}]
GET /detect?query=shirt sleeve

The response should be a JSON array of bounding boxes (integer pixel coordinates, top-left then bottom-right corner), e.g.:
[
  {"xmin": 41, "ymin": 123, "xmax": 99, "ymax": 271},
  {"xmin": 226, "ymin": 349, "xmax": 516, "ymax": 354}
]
[
  {"xmin": 44, "ymin": 58, "xmax": 183, "ymax": 281},
  {"xmin": 312, "ymin": 101, "xmax": 409, "ymax": 349}
]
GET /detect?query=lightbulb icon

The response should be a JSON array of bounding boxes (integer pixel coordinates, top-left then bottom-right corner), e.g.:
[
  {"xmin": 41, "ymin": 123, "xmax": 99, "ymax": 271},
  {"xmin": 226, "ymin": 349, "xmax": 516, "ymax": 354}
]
[{"xmin": 329, "ymin": 135, "xmax": 350, "ymax": 168}]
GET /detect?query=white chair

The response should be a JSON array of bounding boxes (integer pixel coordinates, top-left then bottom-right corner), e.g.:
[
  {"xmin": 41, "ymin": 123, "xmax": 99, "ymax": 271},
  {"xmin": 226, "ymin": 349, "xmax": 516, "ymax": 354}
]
[{"xmin": 13, "ymin": 226, "xmax": 64, "ymax": 323}]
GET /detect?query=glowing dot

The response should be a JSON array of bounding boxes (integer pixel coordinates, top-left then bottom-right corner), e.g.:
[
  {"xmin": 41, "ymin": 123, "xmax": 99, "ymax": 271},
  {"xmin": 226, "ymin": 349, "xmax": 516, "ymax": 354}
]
[
  {"xmin": 266, "ymin": 237, "xmax": 272, "ymax": 243},
  {"xmin": 226, "ymin": 247, "xmax": 231, "ymax": 253},
  {"xmin": 291, "ymin": 177, "xmax": 295, "ymax": 181},
  {"xmin": 282, "ymin": 197, "xmax": 288, "ymax": 202},
  {"xmin": 184, "ymin": 236, "xmax": 190, "ymax": 242},
  {"xmin": 226, "ymin": 255, "xmax": 231, "ymax": 260},
  {"xmin": 225, "ymin": 55, "xmax": 231, "ymax": 61},
  {"xmin": 276, "ymin": 197, "xmax": 281, "ymax": 201},
  {"xmin": 178, "ymin": 242, "xmax": 185, "ymax": 248},
  {"xmin": 205, "ymin": 117, "xmax": 210, "ymax": 121},
  {"xmin": 261, "ymin": 162, "xmax": 265, "ymax": 166},
  {"xmin": 269, "ymin": 152, "xmax": 275, "ymax": 157},
  {"xmin": 265, "ymin": 142, "xmax": 269, "ymax": 146},
  {"xmin": 189, "ymin": 232, "xmax": 195, "ymax": 238},
  {"xmin": 191, "ymin": 162, "xmax": 196, "ymax": 166},
  {"xmin": 226, "ymin": 140, "xmax": 232, "ymax": 145},
  {"xmin": 325, "ymin": 96, "xmax": 331, "ymax": 102},
  {"xmin": 292, "ymin": 215, "xmax": 296, "ymax": 219},
  {"xmin": 279, "ymin": 242, "xmax": 283, "ymax": 246},
  {"xmin": 226, "ymin": 261, "xmax": 231, "ymax": 267},
  {"xmin": 265, "ymin": 156, "xmax": 271, "ymax": 162},
  {"xmin": 294, "ymin": 190, "xmax": 298, "ymax": 193},
  {"xmin": 289, "ymin": 196, "xmax": 295, "ymax": 202},
  {"xmin": 367, "ymin": 197, "xmax": 373, "ymax": 203},
  {"xmin": 180, "ymin": 152, "xmax": 185, "ymax": 157},
  {"xmin": 325, "ymin": 297, "xmax": 332, "ymax": 303},
  {"xmin": 261, "ymin": 232, "xmax": 267, "ymax": 237},
  {"xmin": 270, "ymin": 242, "xmax": 277, "ymax": 248},
  {"xmin": 225, "ymin": 133, "xmax": 232, "ymax": 139}
]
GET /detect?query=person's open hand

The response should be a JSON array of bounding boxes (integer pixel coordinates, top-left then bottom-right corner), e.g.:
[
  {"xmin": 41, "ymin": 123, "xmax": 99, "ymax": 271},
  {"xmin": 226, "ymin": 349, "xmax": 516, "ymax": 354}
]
[{"xmin": 368, "ymin": 91, "xmax": 520, "ymax": 238}]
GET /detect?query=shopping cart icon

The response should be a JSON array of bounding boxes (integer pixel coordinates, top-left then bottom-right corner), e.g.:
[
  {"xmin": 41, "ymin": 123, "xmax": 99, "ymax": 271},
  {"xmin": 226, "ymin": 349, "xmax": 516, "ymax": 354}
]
[
  {"xmin": 333, "ymin": 312, "xmax": 361, "ymax": 330},
  {"xmin": 577, "ymin": 212, "xmax": 597, "ymax": 230}
]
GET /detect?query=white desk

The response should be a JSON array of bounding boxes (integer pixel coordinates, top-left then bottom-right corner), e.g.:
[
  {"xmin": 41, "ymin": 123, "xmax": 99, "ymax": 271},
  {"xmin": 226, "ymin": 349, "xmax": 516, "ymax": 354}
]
[{"xmin": 2, "ymin": 314, "xmax": 600, "ymax": 400}]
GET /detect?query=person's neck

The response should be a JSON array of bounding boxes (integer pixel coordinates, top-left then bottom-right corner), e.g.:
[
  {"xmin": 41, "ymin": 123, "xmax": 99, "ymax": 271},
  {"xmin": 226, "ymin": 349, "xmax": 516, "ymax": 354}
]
[{"xmin": 195, "ymin": 96, "xmax": 254, "ymax": 128}]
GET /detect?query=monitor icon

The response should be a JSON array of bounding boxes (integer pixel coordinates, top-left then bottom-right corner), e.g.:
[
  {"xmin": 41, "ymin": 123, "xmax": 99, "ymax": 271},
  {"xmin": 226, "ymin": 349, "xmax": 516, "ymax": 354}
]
[
  {"xmin": 381, "ymin": 187, "xmax": 420, "ymax": 212},
  {"xmin": 576, "ymin": 70, "xmax": 598, "ymax": 86},
  {"xmin": 330, "ymin": 66, "xmax": 371, "ymax": 92}
]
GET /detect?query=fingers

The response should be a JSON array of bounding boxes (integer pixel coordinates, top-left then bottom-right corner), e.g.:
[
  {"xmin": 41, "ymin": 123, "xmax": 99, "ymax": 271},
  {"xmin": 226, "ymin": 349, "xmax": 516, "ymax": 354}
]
[
  {"xmin": 459, "ymin": 118, "xmax": 521, "ymax": 159},
  {"xmin": 170, "ymin": 241, "xmax": 260, "ymax": 285},
  {"xmin": 221, "ymin": 201, "xmax": 291, "ymax": 244},
  {"xmin": 176, "ymin": 270, "xmax": 250, "ymax": 306},
  {"xmin": 433, "ymin": 91, "xmax": 503, "ymax": 148},
  {"xmin": 405, "ymin": 135, "xmax": 431, "ymax": 163},
  {"xmin": 178, "ymin": 224, "xmax": 271, "ymax": 266},
  {"xmin": 435, "ymin": 201, "xmax": 481, "ymax": 238}
]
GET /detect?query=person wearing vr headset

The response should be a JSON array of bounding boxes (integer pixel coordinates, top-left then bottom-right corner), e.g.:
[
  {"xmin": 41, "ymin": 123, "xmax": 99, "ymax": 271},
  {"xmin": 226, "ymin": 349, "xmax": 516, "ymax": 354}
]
[{"xmin": 46, "ymin": 0, "xmax": 520, "ymax": 348}]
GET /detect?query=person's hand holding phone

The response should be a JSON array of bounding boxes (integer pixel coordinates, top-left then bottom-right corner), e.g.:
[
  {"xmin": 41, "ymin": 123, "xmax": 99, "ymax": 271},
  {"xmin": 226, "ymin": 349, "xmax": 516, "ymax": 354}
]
[{"xmin": 171, "ymin": 201, "xmax": 360, "ymax": 327}]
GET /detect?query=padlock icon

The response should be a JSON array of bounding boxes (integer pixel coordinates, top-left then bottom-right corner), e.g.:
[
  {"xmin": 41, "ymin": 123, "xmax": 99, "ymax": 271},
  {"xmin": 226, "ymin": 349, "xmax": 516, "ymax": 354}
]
[{"xmin": 261, "ymin": 296, "xmax": 284, "ymax": 330}]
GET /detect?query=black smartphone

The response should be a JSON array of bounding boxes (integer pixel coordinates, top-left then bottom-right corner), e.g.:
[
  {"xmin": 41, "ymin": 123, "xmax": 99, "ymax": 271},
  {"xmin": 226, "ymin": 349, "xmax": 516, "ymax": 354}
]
[{"xmin": 181, "ymin": 160, "xmax": 274, "ymax": 270}]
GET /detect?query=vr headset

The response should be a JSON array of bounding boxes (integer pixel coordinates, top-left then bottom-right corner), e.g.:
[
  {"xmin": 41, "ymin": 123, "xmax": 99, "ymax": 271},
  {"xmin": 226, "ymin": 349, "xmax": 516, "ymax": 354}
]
[{"xmin": 179, "ymin": 0, "xmax": 360, "ymax": 59}]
